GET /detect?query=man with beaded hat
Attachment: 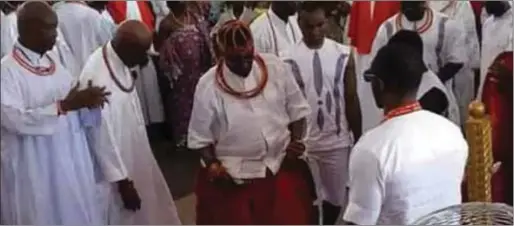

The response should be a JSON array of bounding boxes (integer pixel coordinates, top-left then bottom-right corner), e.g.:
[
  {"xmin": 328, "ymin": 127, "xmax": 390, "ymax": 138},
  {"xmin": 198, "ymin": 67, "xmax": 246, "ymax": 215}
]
[{"xmin": 188, "ymin": 19, "xmax": 316, "ymax": 225}]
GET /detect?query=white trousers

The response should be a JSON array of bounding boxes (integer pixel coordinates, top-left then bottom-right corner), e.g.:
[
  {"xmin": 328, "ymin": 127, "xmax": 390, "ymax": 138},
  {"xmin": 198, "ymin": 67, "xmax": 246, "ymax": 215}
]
[{"xmin": 307, "ymin": 147, "xmax": 351, "ymax": 208}]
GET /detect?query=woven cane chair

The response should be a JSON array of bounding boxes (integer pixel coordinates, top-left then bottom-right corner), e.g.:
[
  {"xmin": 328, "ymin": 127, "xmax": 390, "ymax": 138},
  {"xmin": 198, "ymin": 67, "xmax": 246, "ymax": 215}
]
[{"xmin": 412, "ymin": 202, "xmax": 514, "ymax": 225}]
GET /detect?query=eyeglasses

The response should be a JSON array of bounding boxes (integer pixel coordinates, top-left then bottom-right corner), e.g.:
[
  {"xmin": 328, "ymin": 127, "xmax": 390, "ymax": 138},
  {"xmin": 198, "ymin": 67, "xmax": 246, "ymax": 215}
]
[{"xmin": 363, "ymin": 71, "xmax": 377, "ymax": 82}]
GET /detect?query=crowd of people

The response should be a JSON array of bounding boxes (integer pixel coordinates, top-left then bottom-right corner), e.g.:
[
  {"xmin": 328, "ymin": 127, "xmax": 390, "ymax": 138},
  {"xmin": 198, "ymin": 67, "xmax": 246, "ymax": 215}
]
[{"xmin": 0, "ymin": 1, "xmax": 512, "ymax": 225}]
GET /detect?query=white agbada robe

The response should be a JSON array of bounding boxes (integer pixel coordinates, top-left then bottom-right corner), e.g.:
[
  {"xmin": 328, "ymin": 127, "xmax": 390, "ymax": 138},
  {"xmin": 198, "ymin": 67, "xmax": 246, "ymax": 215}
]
[
  {"xmin": 282, "ymin": 39, "xmax": 353, "ymax": 210},
  {"xmin": 1, "ymin": 42, "xmax": 101, "ymax": 225},
  {"xmin": 104, "ymin": 2, "xmax": 165, "ymax": 125},
  {"xmin": 188, "ymin": 53, "xmax": 311, "ymax": 179},
  {"xmin": 479, "ymin": 8, "xmax": 513, "ymax": 99},
  {"xmin": 78, "ymin": 42, "xmax": 180, "ymax": 225},
  {"xmin": 343, "ymin": 110, "xmax": 468, "ymax": 225},
  {"xmin": 53, "ymin": 2, "xmax": 112, "ymax": 72},
  {"xmin": 0, "ymin": 11, "xmax": 78, "ymax": 77},
  {"xmin": 250, "ymin": 8, "xmax": 302, "ymax": 57},
  {"xmin": 371, "ymin": 9, "xmax": 465, "ymax": 125},
  {"xmin": 430, "ymin": 0, "xmax": 480, "ymax": 125}
]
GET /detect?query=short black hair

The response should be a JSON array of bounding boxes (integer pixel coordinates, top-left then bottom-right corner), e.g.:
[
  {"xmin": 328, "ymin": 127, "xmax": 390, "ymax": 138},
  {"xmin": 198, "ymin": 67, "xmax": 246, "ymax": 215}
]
[
  {"xmin": 366, "ymin": 42, "xmax": 424, "ymax": 96},
  {"xmin": 298, "ymin": 1, "xmax": 328, "ymax": 15},
  {"xmin": 388, "ymin": 30, "xmax": 424, "ymax": 56}
]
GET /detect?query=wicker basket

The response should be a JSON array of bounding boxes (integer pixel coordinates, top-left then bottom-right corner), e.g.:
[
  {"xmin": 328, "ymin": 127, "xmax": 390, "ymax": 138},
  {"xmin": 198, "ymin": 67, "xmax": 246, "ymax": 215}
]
[{"xmin": 412, "ymin": 202, "xmax": 514, "ymax": 225}]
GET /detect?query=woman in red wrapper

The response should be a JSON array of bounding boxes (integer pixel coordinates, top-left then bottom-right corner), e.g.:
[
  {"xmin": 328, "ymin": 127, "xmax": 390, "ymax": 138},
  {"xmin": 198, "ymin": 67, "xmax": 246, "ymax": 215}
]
[{"xmin": 482, "ymin": 51, "xmax": 513, "ymax": 205}]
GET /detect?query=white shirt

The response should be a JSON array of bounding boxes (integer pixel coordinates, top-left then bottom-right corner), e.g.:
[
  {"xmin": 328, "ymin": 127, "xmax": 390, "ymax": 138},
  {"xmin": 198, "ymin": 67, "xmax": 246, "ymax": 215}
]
[
  {"xmin": 343, "ymin": 110, "xmax": 468, "ymax": 225},
  {"xmin": 479, "ymin": 8, "xmax": 513, "ymax": 99},
  {"xmin": 282, "ymin": 39, "xmax": 353, "ymax": 151},
  {"xmin": 188, "ymin": 53, "xmax": 311, "ymax": 179},
  {"xmin": 250, "ymin": 8, "xmax": 302, "ymax": 57}
]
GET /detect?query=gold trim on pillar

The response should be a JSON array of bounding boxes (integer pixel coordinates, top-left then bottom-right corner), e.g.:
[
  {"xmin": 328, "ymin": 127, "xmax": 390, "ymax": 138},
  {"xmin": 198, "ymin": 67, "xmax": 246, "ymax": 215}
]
[{"xmin": 465, "ymin": 101, "xmax": 493, "ymax": 203}]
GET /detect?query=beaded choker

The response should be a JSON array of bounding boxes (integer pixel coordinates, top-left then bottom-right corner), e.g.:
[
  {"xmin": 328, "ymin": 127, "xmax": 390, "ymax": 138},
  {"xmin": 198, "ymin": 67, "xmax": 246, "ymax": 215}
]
[
  {"xmin": 12, "ymin": 46, "xmax": 56, "ymax": 76},
  {"xmin": 215, "ymin": 54, "xmax": 268, "ymax": 99},
  {"xmin": 396, "ymin": 9, "xmax": 433, "ymax": 34},
  {"xmin": 383, "ymin": 102, "xmax": 422, "ymax": 122},
  {"xmin": 102, "ymin": 45, "xmax": 136, "ymax": 93}
]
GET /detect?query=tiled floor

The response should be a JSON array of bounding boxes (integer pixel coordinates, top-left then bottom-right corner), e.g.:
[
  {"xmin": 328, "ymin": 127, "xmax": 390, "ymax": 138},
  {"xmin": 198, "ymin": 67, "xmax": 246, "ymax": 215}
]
[{"xmin": 151, "ymin": 140, "xmax": 200, "ymax": 224}]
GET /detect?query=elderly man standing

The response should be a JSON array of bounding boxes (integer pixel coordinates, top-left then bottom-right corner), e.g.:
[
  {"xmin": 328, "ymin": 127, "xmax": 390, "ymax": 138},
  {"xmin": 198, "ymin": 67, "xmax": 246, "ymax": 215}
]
[
  {"xmin": 1, "ymin": 2, "xmax": 109, "ymax": 224},
  {"xmin": 78, "ymin": 20, "xmax": 180, "ymax": 225},
  {"xmin": 188, "ymin": 20, "xmax": 316, "ymax": 225}
]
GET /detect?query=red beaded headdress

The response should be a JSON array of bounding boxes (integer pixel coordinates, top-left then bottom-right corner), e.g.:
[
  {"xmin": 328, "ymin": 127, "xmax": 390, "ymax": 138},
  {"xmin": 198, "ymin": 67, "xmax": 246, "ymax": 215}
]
[
  {"xmin": 214, "ymin": 19, "xmax": 269, "ymax": 99},
  {"xmin": 215, "ymin": 19, "xmax": 255, "ymax": 57}
]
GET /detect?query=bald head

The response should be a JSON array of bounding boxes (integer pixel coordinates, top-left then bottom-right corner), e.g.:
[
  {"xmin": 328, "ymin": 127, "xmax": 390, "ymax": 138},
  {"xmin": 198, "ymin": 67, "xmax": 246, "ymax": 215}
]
[
  {"xmin": 18, "ymin": 1, "xmax": 54, "ymax": 26},
  {"xmin": 114, "ymin": 20, "xmax": 153, "ymax": 49},
  {"xmin": 112, "ymin": 20, "xmax": 153, "ymax": 68},
  {"xmin": 17, "ymin": 1, "xmax": 58, "ymax": 54}
]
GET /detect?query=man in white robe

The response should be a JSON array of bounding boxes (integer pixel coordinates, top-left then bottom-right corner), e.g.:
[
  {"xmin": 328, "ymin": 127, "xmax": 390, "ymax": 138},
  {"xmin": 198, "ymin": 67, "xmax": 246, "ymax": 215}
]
[
  {"xmin": 430, "ymin": 0, "xmax": 480, "ymax": 125},
  {"xmin": 342, "ymin": 37, "xmax": 468, "ymax": 225},
  {"xmin": 78, "ymin": 20, "xmax": 180, "ymax": 225},
  {"xmin": 282, "ymin": 2, "xmax": 362, "ymax": 224},
  {"xmin": 479, "ymin": 1, "xmax": 513, "ymax": 99},
  {"xmin": 1, "ymin": 2, "xmax": 110, "ymax": 224},
  {"xmin": 53, "ymin": 1, "xmax": 112, "ymax": 72},
  {"xmin": 0, "ymin": 3, "xmax": 77, "ymax": 76},
  {"xmin": 371, "ymin": 1, "xmax": 466, "ymax": 125},
  {"xmin": 250, "ymin": 1, "xmax": 302, "ymax": 57},
  {"xmin": 102, "ymin": 1, "xmax": 165, "ymax": 126}
]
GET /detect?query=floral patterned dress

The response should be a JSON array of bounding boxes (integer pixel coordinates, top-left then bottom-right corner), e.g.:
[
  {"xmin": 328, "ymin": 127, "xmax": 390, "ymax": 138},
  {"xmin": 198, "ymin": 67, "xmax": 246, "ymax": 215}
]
[{"xmin": 159, "ymin": 24, "xmax": 213, "ymax": 148}]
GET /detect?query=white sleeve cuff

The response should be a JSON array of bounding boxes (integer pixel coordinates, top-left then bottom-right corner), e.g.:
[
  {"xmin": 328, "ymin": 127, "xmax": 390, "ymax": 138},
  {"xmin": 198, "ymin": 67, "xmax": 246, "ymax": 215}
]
[{"xmin": 343, "ymin": 201, "xmax": 380, "ymax": 225}]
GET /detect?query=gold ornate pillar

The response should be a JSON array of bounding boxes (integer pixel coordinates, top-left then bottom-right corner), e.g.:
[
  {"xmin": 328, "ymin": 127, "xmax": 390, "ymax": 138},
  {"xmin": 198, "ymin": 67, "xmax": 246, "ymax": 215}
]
[{"xmin": 465, "ymin": 101, "xmax": 493, "ymax": 202}]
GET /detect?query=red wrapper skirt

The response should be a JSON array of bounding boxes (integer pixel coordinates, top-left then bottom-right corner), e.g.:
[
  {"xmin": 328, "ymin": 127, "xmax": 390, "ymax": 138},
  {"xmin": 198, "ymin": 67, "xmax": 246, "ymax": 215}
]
[{"xmin": 195, "ymin": 158, "xmax": 318, "ymax": 225}]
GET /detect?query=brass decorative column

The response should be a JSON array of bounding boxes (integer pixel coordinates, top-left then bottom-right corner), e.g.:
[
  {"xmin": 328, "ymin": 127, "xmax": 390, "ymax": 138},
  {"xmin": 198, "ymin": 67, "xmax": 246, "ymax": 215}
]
[{"xmin": 465, "ymin": 101, "xmax": 493, "ymax": 202}]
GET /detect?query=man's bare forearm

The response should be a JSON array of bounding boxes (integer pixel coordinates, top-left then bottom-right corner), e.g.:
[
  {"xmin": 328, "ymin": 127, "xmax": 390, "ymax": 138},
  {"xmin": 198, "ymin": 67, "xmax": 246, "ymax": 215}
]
[
  {"xmin": 288, "ymin": 118, "xmax": 307, "ymax": 141},
  {"xmin": 343, "ymin": 50, "xmax": 362, "ymax": 141},
  {"xmin": 346, "ymin": 95, "xmax": 362, "ymax": 141}
]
